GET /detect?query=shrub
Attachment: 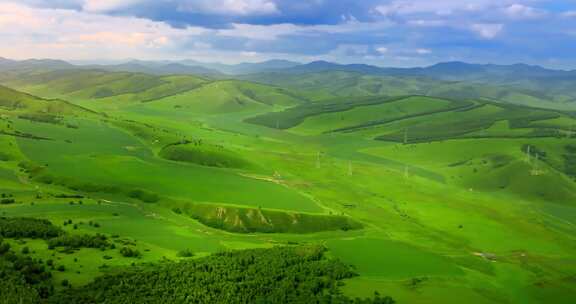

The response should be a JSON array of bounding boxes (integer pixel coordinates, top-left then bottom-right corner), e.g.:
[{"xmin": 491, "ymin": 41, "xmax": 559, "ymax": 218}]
[
  {"xmin": 127, "ymin": 189, "xmax": 159, "ymax": 203},
  {"xmin": 177, "ymin": 249, "xmax": 194, "ymax": 258},
  {"xmin": 120, "ymin": 247, "xmax": 140, "ymax": 258},
  {"xmin": 0, "ymin": 198, "xmax": 15, "ymax": 205}
]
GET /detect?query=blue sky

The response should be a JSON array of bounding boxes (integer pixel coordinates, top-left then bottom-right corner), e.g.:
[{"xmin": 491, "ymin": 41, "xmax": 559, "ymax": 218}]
[{"xmin": 0, "ymin": 0, "xmax": 575, "ymax": 68}]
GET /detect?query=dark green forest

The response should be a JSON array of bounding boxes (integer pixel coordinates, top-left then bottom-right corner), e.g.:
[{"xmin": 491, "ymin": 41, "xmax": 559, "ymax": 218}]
[{"xmin": 0, "ymin": 217, "xmax": 393, "ymax": 304}]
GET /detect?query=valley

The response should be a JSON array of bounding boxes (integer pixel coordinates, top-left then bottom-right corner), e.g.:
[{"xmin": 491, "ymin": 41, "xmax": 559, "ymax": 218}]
[{"xmin": 0, "ymin": 62, "xmax": 575, "ymax": 303}]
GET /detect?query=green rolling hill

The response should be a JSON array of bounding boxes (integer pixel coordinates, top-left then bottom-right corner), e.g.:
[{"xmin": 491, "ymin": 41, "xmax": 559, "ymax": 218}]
[
  {"xmin": 141, "ymin": 79, "xmax": 308, "ymax": 114},
  {"xmin": 0, "ymin": 69, "xmax": 575, "ymax": 304},
  {"xmin": 242, "ymin": 70, "xmax": 576, "ymax": 110},
  {"xmin": 0, "ymin": 69, "xmax": 309, "ymax": 114},
  {"xmin": 247, "ymin": 94, "xmax": 576, "ymax": 206},
  {"xmin": 1, "ymin": 69, "xmax": 209, "ymax": 103}
]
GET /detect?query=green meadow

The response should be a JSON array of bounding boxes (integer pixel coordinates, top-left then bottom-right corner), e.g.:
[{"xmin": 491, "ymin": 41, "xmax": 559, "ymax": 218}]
[{"xmin": 0, "ymin": 71, "xmax": 575, "ymax": 303}]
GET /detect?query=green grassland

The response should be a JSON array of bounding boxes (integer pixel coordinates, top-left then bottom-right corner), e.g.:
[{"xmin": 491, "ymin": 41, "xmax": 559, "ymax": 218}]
[
  {"xmin": 0, "ymin": 77, "xmax": 575, "ymax": 304},
  {"xmin": 289, "ymin": 96, "xmax": 458, "ymax": 135},
  {"xmin": 1, "ymin": 69, "xmax": 309, "ymax": 114},
  {"xmin": 242, "ymin": 70, "xmax": 576, "ymax": 110},
  {"xmin": 2, "ymin": 69, "xmax": 208, "ymax": 103}
]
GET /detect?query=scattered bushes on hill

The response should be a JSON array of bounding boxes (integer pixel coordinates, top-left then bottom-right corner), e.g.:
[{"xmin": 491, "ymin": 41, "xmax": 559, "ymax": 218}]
[{"xmin": 18, "ymin": 161, "xmax": 45, "ymax": 176}]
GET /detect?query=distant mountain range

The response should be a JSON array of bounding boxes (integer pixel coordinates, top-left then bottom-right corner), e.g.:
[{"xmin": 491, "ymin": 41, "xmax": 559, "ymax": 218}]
[
  {"xmin": 2, "ymin": 56, "xmax": 574, "ymax": 79},
  {"xmin": 263, "ymin": 60, "xmax": 576, "ymax": 80},
  {"xmin": 178, "ymin": 59, "xmax": 301, "ymax": 75},
  {"xmin": 1, "ymin": 56, "xmax": 576, "ymax": 110}
]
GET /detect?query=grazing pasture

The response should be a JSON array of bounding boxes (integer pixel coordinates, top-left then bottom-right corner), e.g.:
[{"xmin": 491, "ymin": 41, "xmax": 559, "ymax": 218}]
[{"xmin": 0, "ymin": 81, "xmax": 574, "ymax": 304}]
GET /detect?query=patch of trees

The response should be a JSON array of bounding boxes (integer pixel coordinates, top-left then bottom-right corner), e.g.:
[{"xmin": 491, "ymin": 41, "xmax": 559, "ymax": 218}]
[
  {"xmin": 0, "ymin": 151, "xmax": 12, "ymax": 161},
  {"xmin": 159, "ymin": 143, "xmax": 249, "ymax": 168},
  {"xmin": 18, "ymin": 161, "xmax": 45, "ymax": 176},
  {"xmin": 0, "ymin": 217, "xmax": 111, "ymax": 251},
  {"xmin": 0, "ymin": 129, "xmax": 52, "ymax": 140},
  {"xmin": 53, "ymin": 194, "xmax": 85, "ymax": 199},
  {"xmin": 508, "ymin": 112, "xmax": 560, "ymax": 129},
  {"xmin": 17, "ymin": 113, "xmax": 63, "ymax": 125},
  {"xmin": 563, "ymin": 144, "xmax": 576, "ymax": 179},
  {"xmin": 0, "ymin": 238, "xmax": 54, "ymax": 302},
  {"xmin": 127, "ymin": 189, "xmax": 160, "ymax": 203},
  {"xmin": 1, "ymin": 198, "xmax": 16, "ymax": 205},
  {"xmin": 177, "ymin": 248, "xmax": 194, "ymax": 258},
  {"xmin": 47, "ymin": 234, "xmax": 111, "ymax": 250},
  {"xmin": 49, "ymin": 245, "xmax": 394, "ymax": 304},
  {"xmin": 0, "ymin": 217, "xmax": 63, "ymax": 239},
  {"xmin": 521, "ymin": 144, "xmax": 547, "ymax": 160}
]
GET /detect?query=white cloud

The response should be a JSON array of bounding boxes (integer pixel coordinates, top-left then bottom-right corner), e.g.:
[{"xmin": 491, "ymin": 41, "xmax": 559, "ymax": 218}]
[
  {"xmin": 376, "ymin": 47, "xmax": 388, "ymax": 54},
  {"xmin": 562, "ymin": 11, "xmax": 576, "ymax": 18},
  {"xmin": 471, "ymin": 23, "xmax": 503, "ymax": 39},
  {"xmin": 374, "ymin": 0, "xmax": 500, "ymax": 16},
  {"xmin": 330, "ymin": 44, "xmax": 371, "ymax": 57},
  {"xmin": 82, "ymin": 0, "xmax": 142, "ymax": 13},
  {"xmin": 241, "ymin": 51, "xmax": 259, "ymax": 57},
  {"xmin": 178, "ymin": 0, "xmax": 278, "ymax": 16},
  {"xmin": 218, "ymin": 23, "xmax": 299, "ymax": 40},
  {"xmin": 407, "ymin": 19, "xmax": 447, "ymax": 27},
  {"xmin": 504, "ymin": 3, "xmax": 544, "ymax": 19},
  {"xmin": 416, "ymin": 48, "xmax": 431, "ymax": 55},
  {"xmin": 0, "ymin": 2, "xmax": 208, "ymax": 59},
  {"xmin": 219, "ymin": 20, "xmax": 394, "ymax": 41}
]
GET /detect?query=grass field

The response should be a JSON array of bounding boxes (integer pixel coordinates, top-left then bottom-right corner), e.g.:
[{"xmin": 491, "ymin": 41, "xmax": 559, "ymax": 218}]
[{"xmin": 0, "ymin": 81, "xmax": 575, "ymax": 303}]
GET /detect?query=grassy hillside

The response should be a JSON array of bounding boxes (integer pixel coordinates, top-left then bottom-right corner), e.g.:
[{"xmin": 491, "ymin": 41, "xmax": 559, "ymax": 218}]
[
  {"xmin": 249, "ymin": 95, "xmax": 573, "ymax": 140},
  {"xmin": 242, "ymin": 71, "xmax": 437, "ymax": 98},
  {"xmin": 242, "ymin": 71, "xmax": 576, "ymax": 110},
  {"xmin": 247, "ymin": 95, "xmax": 576, "ymax": 207},
  {"xmin": 1, "ymin": 69, "xmax": 309, "ymax": 115},
  {"xmin": 142, "ymin": 80, "xmax": 307, "ymax": 114},
  {"xmin": 0, "ymin": 79, "xmax": 575, "ymax": 304},
  {"xmin": 0, "ymin": 85, "xmax": 93, "ymax": 116},
  {"xmin": 2, "ymin": 69, "xmax": 209, "ymax": 104}
]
